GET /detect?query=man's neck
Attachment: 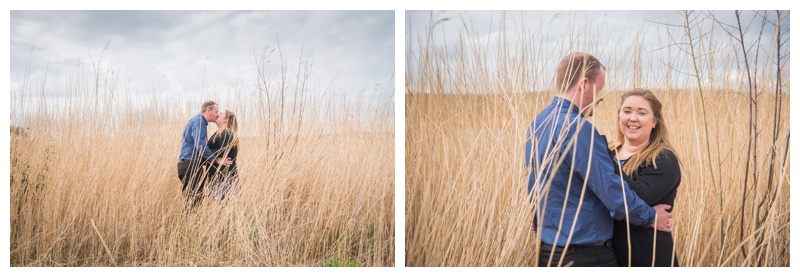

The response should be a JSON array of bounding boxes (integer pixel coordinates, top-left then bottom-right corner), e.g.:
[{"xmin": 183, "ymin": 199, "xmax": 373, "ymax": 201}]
[
  {"xmin": 556, "ymin": 94, "xmax": 578, "ymax": 105},
  {"xmin": 556, "ymin": 93, "xmax": 587, "ymax": 116}
]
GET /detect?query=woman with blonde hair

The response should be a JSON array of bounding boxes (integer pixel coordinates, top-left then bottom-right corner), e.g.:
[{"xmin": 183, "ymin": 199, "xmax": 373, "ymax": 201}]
[
  {"xmin": 207, "ymin": 109, "xmax": 240, "ymax": 200},
  {"xmin": 609, "ymin": 88, "xmax": 681, "ymax": 267}
]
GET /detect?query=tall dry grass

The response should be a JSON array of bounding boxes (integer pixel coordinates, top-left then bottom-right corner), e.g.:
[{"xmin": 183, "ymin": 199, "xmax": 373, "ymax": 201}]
[
  {"xmin": 10, "ymin": 48, "xmax": 394, "ymax": 266},
  {"xmin": 406, "ymin": 11, "xmax": 789, "ymax": 266}
]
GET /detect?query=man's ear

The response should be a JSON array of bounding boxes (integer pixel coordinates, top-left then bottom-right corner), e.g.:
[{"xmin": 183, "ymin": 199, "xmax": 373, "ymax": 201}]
[{"xmin": 577, "ymin": 77, "xmax": 589, "ymax": 93}]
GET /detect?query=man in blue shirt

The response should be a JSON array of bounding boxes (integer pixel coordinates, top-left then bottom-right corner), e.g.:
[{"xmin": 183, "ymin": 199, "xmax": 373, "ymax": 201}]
[
  {"xmin": 525, "ymin": 53, "xmax": 672, "ymax": 266},
  {"xmin": 178, "ymin": 100, "xmax": 231, "ymax": 211}
]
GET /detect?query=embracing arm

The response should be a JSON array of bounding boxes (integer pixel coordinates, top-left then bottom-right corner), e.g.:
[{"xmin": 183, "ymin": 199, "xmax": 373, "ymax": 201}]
[{"xmin": 573, "ymin": 121, "xmax": 656, "ymax": 227}]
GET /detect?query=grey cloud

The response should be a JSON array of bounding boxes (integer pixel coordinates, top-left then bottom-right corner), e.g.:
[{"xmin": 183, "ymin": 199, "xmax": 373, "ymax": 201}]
[{"xmin": 11, "ymin": 10, "xmax": 395, "ymax": 101}]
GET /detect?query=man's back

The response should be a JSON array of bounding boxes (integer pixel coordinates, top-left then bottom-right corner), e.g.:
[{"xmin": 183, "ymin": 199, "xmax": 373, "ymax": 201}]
[{"xmin": 179, "ymin": 113, "xmax": 214, "ymax": 162}]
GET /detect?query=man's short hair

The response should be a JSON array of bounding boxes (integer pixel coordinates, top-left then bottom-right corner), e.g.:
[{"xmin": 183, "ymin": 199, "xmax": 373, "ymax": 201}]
[
  {"xmin": 200, "ymin": 100, "xmax": 217, "ymax": 113},
  {"xmin": 555, "ymin": 52, "xmax": 605, "ymax": 93}
]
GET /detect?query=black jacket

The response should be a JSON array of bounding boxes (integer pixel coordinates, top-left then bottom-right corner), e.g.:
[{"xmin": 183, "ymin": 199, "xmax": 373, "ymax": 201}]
[
  {"xmin": 608, "ymin": 146, "xmax": 681, "ymax": 267},
  {"xmin": 207, "ymin": 129, "xmax": 238, "ymax": 179}
]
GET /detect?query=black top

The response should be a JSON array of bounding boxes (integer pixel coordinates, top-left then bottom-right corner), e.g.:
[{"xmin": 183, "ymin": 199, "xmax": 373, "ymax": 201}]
[
  {"xmin": 610, "ymin": 148, "xmax": 681, "ymax": 267},
  {"xmin": 207, "ymin": 129, "xmax": 238, "ymax": 179}
]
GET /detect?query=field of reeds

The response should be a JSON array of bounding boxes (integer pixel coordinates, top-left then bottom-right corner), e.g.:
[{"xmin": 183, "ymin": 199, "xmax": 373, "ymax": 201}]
[
  {"xmin": 406, "ymin": 11, "xmax": 789, "ymax": 266},
  {"xmin": 10, "ymin": 50, "xmax": 395, "ymax": 266}
]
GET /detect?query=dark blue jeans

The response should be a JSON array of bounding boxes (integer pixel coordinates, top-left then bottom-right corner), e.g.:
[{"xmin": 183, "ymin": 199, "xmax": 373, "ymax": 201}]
[{"xmin": 538, "ymin": 240, "xmax": 618, "ymax": 267}]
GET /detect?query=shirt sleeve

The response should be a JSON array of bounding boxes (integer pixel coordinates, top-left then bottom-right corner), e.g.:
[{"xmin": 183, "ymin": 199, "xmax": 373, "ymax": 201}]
[
  {"xmin": 192, "ymin": 117, "xmax": 217, "ymax": 162},
  {"xmin": 571, "ymin": 119, "xmax": 656, "ymax": 227},
  {"xmin": 623, "ymin": 151, "xmax": 681, "ymax": 205}
]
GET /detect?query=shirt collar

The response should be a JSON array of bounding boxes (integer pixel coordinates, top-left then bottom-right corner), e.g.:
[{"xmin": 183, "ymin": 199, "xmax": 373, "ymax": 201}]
[
  {"xmin": 552, "ymin": 96, "xmax": 582, "ymax": 116},
  {"xmin": 198, "ymin": 113, "xmax": 208, "ymax": 125}
]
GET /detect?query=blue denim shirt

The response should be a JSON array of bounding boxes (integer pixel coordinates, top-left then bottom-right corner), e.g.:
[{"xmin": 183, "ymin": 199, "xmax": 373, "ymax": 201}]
[
  {"xmin": 525, "ymin": 97, "xmax": 655, "ymax": 246},
  {"xmin": 179, "ymin": 113, "xmax": 217, "ymax": 162}
]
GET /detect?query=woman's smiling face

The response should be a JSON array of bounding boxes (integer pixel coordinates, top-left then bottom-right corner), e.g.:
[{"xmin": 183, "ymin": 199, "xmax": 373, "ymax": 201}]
[{"xmin": 619, "ymin": 95, "xmax": 656, "ymax": 144}]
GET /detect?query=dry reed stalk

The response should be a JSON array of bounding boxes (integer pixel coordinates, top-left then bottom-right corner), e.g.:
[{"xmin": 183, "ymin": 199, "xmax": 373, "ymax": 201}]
[{"xmin": 89, "ymin": 218, "xmax": 117, "ymax": 266}]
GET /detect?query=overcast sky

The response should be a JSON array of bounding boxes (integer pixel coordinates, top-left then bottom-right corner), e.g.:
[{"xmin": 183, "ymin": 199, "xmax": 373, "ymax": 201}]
[
  {"xmin": 406, "ymin": 10, "xmax": 789, "ymax": 92},
  {"xmin": 10, "ymin": 10, "xmax": 395, "ymax": 107},
  {"xmin": 406, "ymin": 10, "xmax": 787, "ymax": 52}
]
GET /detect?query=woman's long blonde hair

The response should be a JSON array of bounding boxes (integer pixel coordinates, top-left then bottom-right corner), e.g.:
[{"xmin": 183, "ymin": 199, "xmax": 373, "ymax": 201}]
[
  {"xmin": 212, "ymin": 109, "xmax": 239, "ymax": 148},
  {"xmin": 609, "ymin": 88, "xmax": 679, "ymax": 177}
]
